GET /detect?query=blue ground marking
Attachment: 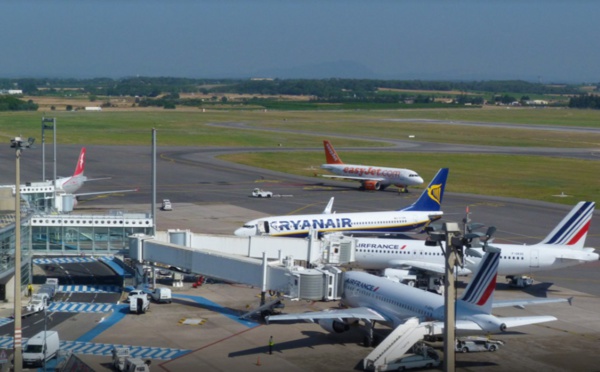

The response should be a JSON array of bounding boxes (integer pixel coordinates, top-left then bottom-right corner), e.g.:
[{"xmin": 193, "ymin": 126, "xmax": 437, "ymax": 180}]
[
  {"xmin": 76, "ymin": 304, "xmax": 130, "ymax": 343},
  {"xmin": 60, "ymin": 340, "xmax": 189, "ymax": 360},
  {"xmin": 173, "ymin": 294, "xmax": 259, "ymax": 328},
  {"xmin": 33, "ymin": 257, "xmax": 97, "ymax": 265},
  {"xmin": 0, "ymin": 318, "xmax": 14, "ymax": 327},
  {"xmin": 58, "ymin": 285, "xmax": 121, "ymax": 293},
  {"xmin": 48, "ymin": 302, "xmax": 115, "ymax": 313}
]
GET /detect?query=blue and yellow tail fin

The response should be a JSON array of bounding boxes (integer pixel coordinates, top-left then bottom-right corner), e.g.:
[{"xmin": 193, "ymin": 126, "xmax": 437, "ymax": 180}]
[{"xmin": 401, "ymin": 168, "xmax": 448, "ymax": 212}]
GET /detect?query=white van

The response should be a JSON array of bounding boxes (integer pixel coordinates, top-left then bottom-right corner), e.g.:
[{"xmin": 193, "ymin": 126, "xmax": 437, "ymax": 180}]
[
  {"xmin": 150, "ymin": 288, "xmax": 172, "ymax": 303},
  {"xmin": 22, "ymin": 330, "xmax": 60, "ymax": 367}
]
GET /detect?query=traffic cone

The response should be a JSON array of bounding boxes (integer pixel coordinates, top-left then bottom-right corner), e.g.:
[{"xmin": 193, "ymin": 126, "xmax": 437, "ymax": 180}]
[{"xmin": 256, "ymin": 356, "xmax": 261, "ymax": 366}]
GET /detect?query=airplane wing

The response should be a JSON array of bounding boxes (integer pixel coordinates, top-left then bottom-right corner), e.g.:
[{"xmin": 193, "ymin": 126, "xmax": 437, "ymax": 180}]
[
  {"xmin": 73, "ymin": 188, "xmax": 139, "ymax": 198},
  {"xmin": 492, "ymin": 297, "xmax": 571, "ymax": 309},
  {"xmin": 452, "ymin": 316, "xmax": 558, "ymax": 332},
  {"xmin": 386, "ymin": 260, "xmax": 447, "ymax": 275},
  {"xmin": 322, "ymin": 175, "xmax": 386, "ymax": 182},
  {"xmin": 266, "ymin": 306, "xmax": 389, "ymax": 324}
]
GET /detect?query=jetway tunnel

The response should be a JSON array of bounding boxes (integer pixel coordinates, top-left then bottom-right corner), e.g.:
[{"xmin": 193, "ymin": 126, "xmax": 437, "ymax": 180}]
[{"xmin": 128, "ymin": 233, "xmax": 354, "ymax": 302}]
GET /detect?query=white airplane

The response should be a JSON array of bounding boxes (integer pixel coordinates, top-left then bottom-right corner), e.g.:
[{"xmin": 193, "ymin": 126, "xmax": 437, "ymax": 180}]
[
  {"xmin": 349, "ymin": 201, "xmax": 598, "ymax": 285},
  {"xmin": 49, "ymin": 147, "xmax": 137, "ymax": 200},
  {"xmin": 234, "ymin": 168, "xmax": 448, "ymax": 238},
  {"xmin": 266, "ymin": 248, "xmax": 569, "ymax": 347},
  {"xmin": 320, "ymin": 140, "xmax": 424, "ymax": 192}
]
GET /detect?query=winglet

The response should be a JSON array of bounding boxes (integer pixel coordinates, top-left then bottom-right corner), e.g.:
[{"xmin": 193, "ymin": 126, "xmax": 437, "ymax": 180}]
[
  {"xmin": 73, "ymin": 147, "xmax": 86, "ymax": 176},
  {"xmin": 323, "ymin": 140, "xmax": 343, "ymax": 164},
  {"xmin": 322, "ymin": 197, "xmax": 335, "ymax": 214},
  {"xmin": 401, "ymin": 168, "xmax": 448, "ymax": 212},
  {"xmin": 539, "ymin": 201, "xmax": 595, "ymax": 249}
]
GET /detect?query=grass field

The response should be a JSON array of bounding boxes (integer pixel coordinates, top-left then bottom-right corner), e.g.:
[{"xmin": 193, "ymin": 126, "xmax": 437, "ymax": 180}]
[{"xmin": 0, "ymin": 106, "xmax": 598, "ymax": 205}]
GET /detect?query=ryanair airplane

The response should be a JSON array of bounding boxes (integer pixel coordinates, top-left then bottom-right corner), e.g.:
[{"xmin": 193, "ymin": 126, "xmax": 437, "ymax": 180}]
[{"xmin": 234, "ymin": 168, "xmax": 448, "ymax": 238}]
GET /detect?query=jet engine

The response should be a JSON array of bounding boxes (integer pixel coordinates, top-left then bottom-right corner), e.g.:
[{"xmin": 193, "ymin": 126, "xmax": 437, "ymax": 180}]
[
  {"xmin": 317, "ymin": 319, "xmax": 350, "ymax": 333},
  {"xmin": 362, "ymin": 180, "xmax": 381, "ymax": 191},
  {"xmin": 470, "ymin": 314, "xmax": 507, "ymax": 333}
]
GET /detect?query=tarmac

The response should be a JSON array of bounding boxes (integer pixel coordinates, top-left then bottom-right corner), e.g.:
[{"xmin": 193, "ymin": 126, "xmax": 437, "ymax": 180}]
[{"xmin": 47, "ymin": 203, "xmax": 600, "ymax": 371}]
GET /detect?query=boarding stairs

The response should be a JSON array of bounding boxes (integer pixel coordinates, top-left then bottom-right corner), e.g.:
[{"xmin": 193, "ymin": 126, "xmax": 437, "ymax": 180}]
[{"xmin": 363, "ymin": 317, "xmax": 429, "ymax": 370}]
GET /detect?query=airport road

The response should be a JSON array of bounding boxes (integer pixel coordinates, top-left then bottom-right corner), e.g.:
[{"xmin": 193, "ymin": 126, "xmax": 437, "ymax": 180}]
[{"xmin": 1, "ymin": 143, "xmax": 599, "ymax": 371}]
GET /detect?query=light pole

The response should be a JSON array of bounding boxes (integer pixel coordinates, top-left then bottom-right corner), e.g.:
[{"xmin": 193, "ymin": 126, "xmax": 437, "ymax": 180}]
[
  {"xmin": 41, "ymin": 117, "xmax": 56, "ymax": 212},
  {"xmin": 11, "ymin": 136, "xmax": 35, "ymax": 372}
]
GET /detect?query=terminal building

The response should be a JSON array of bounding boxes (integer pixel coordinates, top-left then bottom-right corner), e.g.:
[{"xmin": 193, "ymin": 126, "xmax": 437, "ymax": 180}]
[{"xmin": 0, "ymin": 184, "xmax": 153, "ymax": 303}]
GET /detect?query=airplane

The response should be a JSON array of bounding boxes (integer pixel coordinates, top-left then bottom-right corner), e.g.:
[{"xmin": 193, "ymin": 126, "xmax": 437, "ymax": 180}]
[
  {"xmin": 320, "ymin": 140, "xmax": 424, "ymax": 192},
  {"xmin": 348, "ymin": 201, "xmax": 598, "ymax": 287},
  {"xmin": 53, "ymin": 147, "xmax": 138, "ymax": 199},
  {"xmin": 266, "ymin": 247, "xmax": 569, "ymax": 348},
  {"xmin": 234, "ymin": 168, "xmax": 448, "ymax": 238}
]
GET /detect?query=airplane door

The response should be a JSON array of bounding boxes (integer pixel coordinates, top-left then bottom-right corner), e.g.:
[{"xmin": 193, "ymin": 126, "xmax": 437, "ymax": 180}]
[
  {"xmin": 263, "ymin": 221, "xmax": 270, "ymax": 234},
  {"xmin": 530, "ymin": 248, "xmax": 539, "ymax": 268}
]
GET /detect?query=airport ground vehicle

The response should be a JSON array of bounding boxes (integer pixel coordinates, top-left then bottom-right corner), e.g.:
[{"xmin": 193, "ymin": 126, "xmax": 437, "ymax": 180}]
[
  {"xmin": 455, "ymin": 337, "xmax": 504, "ymax": 352},
  {"xmin": 379, "ymin": 345, "xmax": 440, "ymax": 371},
  {"xmin": 126, "ymin": 289, "xmax": 148, "ymax": 303},
  {"xmin": 124, "ymin": 357, "xmax": 150, "ymax": 372},
  {"xmin": 251, "ymin": 188, "xmax": 272, "ymax": 198},
  {"xmin": 26, "ymin": 293, "xmax": 50, "ymax": 314},
  {"xmin": 149, "ymin": 288, "xmax": 172, "ymax": 303},
  {"xmin": 112, "ymin": 347, "xmax": 131, "ymax": 371},
  {"xmin": 129, "ymin": 294, "xmax": 150, "ymax": 314},
  {"xmin": 161, "ymin": 199, "xmax": 172, "ymax": 211},
  {"xmin": 22, "ymin": 330, "xmax": 60, "ymax": 367},
  {"xmin": 38, "ymin": 278, "xmax": 59, "ymax": 300}
]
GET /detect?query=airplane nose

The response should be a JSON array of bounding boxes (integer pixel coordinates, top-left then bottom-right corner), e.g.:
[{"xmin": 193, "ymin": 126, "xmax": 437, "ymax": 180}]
[{"xmin": 234, "ymin": 227, "xmax": 251, "ymax": 237}]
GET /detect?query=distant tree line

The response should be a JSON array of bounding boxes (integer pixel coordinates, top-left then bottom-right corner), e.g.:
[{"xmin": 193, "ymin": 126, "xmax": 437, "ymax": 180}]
[
  {"xmin": 568, "ymin": 94, "xmax": 600, "ymax": 109},
  {"xmin": 0, "ymin": 95, "xmax": 38, "ymax": 111},
  {"xmin": 0, "ymin": 77, "xmax": 585, "ymax": 98}
]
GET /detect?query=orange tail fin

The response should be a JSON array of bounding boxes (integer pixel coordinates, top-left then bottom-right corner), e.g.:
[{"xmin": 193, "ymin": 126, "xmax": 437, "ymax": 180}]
[
  {"xmin": 74, "ymin": 148, "xmax": 86, "ymax": 176},
  {"xmin": 323, "ymin": 140, "xmax": 343, "ymax": 164}
]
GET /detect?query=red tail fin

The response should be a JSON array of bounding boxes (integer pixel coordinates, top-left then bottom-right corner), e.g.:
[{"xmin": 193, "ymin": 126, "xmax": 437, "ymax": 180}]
[
  {"xmin": 323, "ymin": 140, "xmax": 343, "ymax": 164},
  {"xmin": 74, "ymin": 148, "xmax": 86, "ymax": 176}
]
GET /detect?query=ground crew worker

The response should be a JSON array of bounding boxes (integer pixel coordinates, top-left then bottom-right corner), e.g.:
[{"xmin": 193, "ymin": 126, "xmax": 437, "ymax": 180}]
[
  {"xmin": 27, "ymin": 284, "xmax": 33, "ymax": 297},
  {"xmin": 268, "ymin": 336, "xmax": 274, "ymax": 355}
]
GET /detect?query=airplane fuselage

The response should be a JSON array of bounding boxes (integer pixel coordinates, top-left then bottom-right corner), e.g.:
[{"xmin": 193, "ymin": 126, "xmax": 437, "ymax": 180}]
[
  {"xmin": 351, "ymin": 238, "xmax": 599, "ymax": 276},
  {"xmin": 321, "ymin": 163, "xmax": 423, "ymax": 188},
  {"xmin": 235, "ymin": 210, "xmax": 442, "ymax": 238}
]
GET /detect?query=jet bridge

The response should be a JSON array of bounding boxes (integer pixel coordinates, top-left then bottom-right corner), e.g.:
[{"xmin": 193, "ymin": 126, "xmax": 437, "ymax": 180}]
[{"xmin": 129, "ymin": 234, "xmax": 345, "ymax": 302}]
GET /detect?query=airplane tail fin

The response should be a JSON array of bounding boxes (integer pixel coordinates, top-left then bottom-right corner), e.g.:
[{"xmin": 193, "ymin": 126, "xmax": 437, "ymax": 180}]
[
  {"xmin": 538, "ymin": 201, "xmax": 595, "ymax": 249},
  {"xmin": 73, "ymin": 147, "xmax": 86, "ymax": 176},
  {"xmin": 401, "ymin": 168, "xmax": 448, "ymax": 212},
  {"xmin": 459, "ymin": 248, "xmax": 500, "ymax": 314},
  {"xmin": 323, "ymin": 140, "xmax": 343, "ymax": 164}
]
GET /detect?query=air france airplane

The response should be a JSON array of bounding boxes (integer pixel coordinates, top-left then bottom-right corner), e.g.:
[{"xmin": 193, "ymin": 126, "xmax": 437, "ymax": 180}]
[
  {"xmin": 266, "ymin": 248, "xmax": 568, "ymax": 347},
  {"xmin": 234, "ymin": 168, "xmax": 448, "ymax": 238},
  {"xmin": 320, "ymin": 140, "xmax": 423, "ymax": 192},
  {"xmin": 350, "ymin": 201, "xmax": 598, "ymax": 282}
]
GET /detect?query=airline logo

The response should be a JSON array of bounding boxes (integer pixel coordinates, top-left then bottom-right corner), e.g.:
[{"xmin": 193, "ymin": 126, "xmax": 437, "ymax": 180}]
[
  {"xmin": 543, "ymin": 201, "xmax": 594, "ymax": 246},
  {"xmin": 357, "ymin": 242, "xmax": 407, "ymax": 250},
  {"xmin": 342, "ymin": 166, "xmax": 401, "ymax": 178},
  {"xmin": 271, "ymin": 217, "xmax": 352, "ymax": 232},
  {"xmin": 345, "ymin": 278, "xmax": 379, "ymax": 292},
  {"xmin": 427, "ymin": 183, "xmax": 443, "ymax": 206},
  {"xmin": 461, "ymin": 252, "xmax": 499, "ymax": 306},
  {"xmin": 325, "ymin": 141, "xmax": 342, "ymax": 164}
]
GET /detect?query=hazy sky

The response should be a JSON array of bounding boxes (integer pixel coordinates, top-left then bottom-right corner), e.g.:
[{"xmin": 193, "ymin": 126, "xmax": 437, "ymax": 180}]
[{"xmin": 2, "ymin": 0, "xmax": 598, "ymax": 83}]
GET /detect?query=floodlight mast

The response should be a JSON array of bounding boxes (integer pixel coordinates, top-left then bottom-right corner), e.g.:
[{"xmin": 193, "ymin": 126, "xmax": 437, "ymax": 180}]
[{"xmin": 10, "ymin": 136, "xmax": 34, "ymax": 372}]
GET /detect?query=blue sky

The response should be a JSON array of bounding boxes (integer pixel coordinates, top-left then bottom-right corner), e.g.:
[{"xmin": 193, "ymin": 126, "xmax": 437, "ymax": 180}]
[{"xmin": 1, "ymin": 0, "xmax": 598, "ymax": 83}]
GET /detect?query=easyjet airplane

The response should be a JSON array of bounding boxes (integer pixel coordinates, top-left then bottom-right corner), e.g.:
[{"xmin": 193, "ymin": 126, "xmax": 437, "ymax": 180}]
[
  {"xmin": 235, "ymin": 168, "xmax": 448, "ymax": 238},
  {"xmin": 320, "ymin": 140, "xmax": 423, "ymax": 192}
]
